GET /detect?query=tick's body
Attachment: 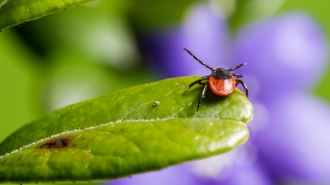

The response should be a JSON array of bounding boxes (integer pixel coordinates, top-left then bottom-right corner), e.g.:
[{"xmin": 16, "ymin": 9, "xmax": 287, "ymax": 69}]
[
  {"xmin": 209, "ymin": 75, "xmax": 235, "ymax": 96},
  {"xmin": 183, "ymin": 47, "xmax": 248, "ymax": 112}
]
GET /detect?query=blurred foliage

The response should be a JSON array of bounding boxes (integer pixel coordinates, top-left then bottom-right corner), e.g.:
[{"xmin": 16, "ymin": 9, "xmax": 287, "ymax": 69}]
[
  {"xmin": 42, "ymin": 49, "xmax": 151, "ymax": 111},
  {"xmin": 0, "ymin": 32, "xmax": 41, "ymax": 142},
  {"xmin": 124, "ymin": 0, "xmax": 194, "ymax": 30},
  {"xmin": 0, "ymin": 0, "xmax": 93, "ymax": 31}
]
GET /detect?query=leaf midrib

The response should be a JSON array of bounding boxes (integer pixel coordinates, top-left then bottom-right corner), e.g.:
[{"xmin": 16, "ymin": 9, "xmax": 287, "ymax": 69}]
[{"xmin": 0, "ymin": 117, "xmax": 245, "ymax": 160}]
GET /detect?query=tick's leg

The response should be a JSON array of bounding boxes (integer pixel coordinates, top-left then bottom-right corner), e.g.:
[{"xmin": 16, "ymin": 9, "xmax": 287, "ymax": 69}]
[
  {"xmin": 228, "ymin": 63, "xmax": 247, "ymax": 71},
  {"xmin": 189, "ymin": 76, "xmax": 208, "ymax": 89},
  {"xmin": 197, "ymin": 83, "xmax": 208, "ymax": 112},
  {"xmin": 182, "ymin": 47, "xmax": 214, "ymax": 70},
  {"xmin": 236, "ymin": 79, "xmax": 248, "ymax": 98},
  {"xmin": 232, "ymin": 74, "xmax": 243, "ymax": 78}
]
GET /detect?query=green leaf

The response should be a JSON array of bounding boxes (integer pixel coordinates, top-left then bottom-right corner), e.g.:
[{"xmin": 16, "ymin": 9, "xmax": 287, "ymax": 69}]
[
  {"xmin": 126, "ymin": 0, "xmax": 193, "ymax": 30},
  {"xmin": 0, "ymin": 0, "xmax": 93, "ymax": 31},
  {"xmin": 0, "ymin": 76, "xmax": 253, "ymax": 183}
]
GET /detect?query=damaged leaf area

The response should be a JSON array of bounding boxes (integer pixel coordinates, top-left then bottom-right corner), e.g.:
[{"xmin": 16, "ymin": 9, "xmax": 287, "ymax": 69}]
[
  {"xmin": 0, "ymin": 76, "xmax": 253, "ymax": 183},
  {"xmin": 0, "ymin": 0, "xmax": 93, "ymax": 31}
]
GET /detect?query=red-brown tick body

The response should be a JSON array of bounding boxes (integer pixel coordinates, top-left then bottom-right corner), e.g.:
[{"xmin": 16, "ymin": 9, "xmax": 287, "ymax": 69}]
[
  {"xmin": 209, "ymin": 73, "xmax": 236, "ymax": 96},
  {"xmin": 182, "ymin": 47, "xmax": 248, "ymax": 112}
]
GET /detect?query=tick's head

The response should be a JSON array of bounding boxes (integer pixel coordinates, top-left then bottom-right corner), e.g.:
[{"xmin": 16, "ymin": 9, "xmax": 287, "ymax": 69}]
[{"xmin": 212, "ymin": 68, "xmax": 232, "ymax": 80}]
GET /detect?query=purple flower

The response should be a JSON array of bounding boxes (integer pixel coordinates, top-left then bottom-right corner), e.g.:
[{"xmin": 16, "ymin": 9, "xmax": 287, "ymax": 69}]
[
  {"xmin": 254, "ymin": 92, "xmax": 330, "ymax": 183},
  {"xmin": 234, "ymin": 13, "xmax": 328, "ymax": 100},
  {"xmin": 233, "ymin": 12, "xmax": 330, "ymax": 184},
  {"xmin": 109, "ymin": 165, "xmax": 200, "ymax": 185},
  {"xmin": 108, "ymin": 3, "xmax": 329, "ymax": 185},
  {"xmin": 138, "ymin": 4, "xmax": 232, "ymax": 78}
]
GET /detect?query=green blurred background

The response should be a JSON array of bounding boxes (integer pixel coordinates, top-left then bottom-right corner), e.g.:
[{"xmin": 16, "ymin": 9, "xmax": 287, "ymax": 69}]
[{"xmin": 0, "ymin": 1, "xmax": 329, "ymax": 183}]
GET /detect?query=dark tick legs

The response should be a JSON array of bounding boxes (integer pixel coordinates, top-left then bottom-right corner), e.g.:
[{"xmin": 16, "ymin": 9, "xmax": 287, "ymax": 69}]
[
  {"xmin": 236, "ymin": 79, "xmax": 248, "ymax": 98},
  {"xmin": 189, "ymin": 76, "xmax": 208, "ymax": 88},
  {"xmin": 232, "ymin": 74, "xmax": 243, "ymax": 78},
  {"xmin": 182, "ymin": 47, "xmax": 214, "ymax": 71},
  {"xmin": 228, "ymin": 63, "xmax": 247, "ymax": 71},
  {"xmin": 189, "ymin": 76, "xmax": 208, "ymax": 112},
  {"xmin": 197, "ymin": 83, "xmax": 208, "ymax": 112},
  {"xmin": 230, "ymin": 63, "xmax": 248, "ymax": 98}
]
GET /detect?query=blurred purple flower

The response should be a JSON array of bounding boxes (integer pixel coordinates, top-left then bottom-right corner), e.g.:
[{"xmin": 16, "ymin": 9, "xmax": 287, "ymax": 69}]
[
  {"xmin": 138, "ymin": 4, "xmax": 232, "ymax": 78},
  {"xmin": 234, "ymin": 13, "xmax": 328, "ymax": 100},
  {"xmin": 108, "ymin": 3, "xmax": 329, "ymax": 185},
  {"xmin": 255, "ymin": 92, "xmax": 330, "ymax": 184},
  {"xmin": 109, "ymin": 165, "xmax": 200, "ymax": 185},
  {"xmin": 233, "ymin": 12, "xmax": 330, "ymax": 184}
]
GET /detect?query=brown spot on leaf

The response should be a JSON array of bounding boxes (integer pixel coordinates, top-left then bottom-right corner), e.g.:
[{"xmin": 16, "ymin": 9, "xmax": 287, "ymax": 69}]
[
  {"xmin": 120, "ymin": 128, "xmax": 126, "ymax": 132},
  {"xmin": 40, "ymin": 138, "xmax": 68, "ymax": 149}
]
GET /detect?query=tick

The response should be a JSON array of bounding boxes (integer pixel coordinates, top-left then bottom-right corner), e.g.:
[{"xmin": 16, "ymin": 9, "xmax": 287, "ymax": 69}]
[{"xmin": 183, "ymin": 47, "xmax": 248, "ymax": 112}]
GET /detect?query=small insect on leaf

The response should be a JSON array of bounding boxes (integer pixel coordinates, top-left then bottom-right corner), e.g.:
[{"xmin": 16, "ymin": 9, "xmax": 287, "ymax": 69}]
[
  {"xmin": 153, "ymin": 101, "xmax": 160, "ymax": 107},
  {"xmin": 182, "ymin": 47, "xmax": 248, "ymax": 112}
]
